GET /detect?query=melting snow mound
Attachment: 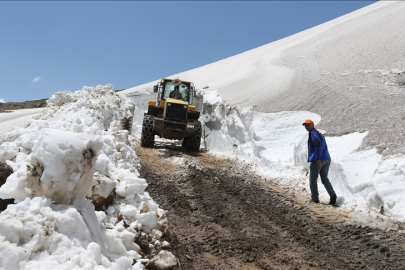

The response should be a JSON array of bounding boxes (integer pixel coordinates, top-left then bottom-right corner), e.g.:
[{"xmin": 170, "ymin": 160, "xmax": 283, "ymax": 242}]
[
  {"xmin": 0, "ymin": 85, "xmax": 172, "ymax": 269},
  {"xmin": 0, "ymin": 128, "xmax": 102, "ymax": 204}
]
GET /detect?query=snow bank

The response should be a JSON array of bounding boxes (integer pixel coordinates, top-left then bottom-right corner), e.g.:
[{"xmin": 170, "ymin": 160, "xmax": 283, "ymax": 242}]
[
  {"xmin": 199, "ymin": 90, "xmax": 405, "ymax": 223},
  {"xmin": 129, "ymin": 87, "xmax": 405, "ymax": 223},
  {"xmin": 0, "ymin": 85, "xmax": 170, "ymax": 269},
  {"xmin": 200, "ymin": 90, "xmax": 319, "ymax": 175},
  {"xmin": 296, "ymin": 130, "xmax": 405, "ymax": 223},
  {"xmin": 0, "ymin": 197, "xmax": 116, "ymax": 269}
]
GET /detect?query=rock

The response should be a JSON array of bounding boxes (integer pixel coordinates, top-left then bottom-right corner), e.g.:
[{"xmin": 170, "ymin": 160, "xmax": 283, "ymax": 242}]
[
  {"xmin": 0, "ymin": 162, "xmax": 14, "ymax": 211},
  {"xmin": 87, "ymin": 175, "xmax": 116, "ymax": 210},
  {"xmin": 148, "ymin": 243, "xmax": 158, "ymax": 257},
  {"xmin": 398, "ymin": 71, "xmax": 405, "ymax": 85},
  {"xmin": 138, "ymin": 201, "xmax": 150, "ymax": 213},
  {"xmin": 145, "ymin": 250, "xmax": 177, "ymax": 270},
  {"xmin": 135, "ymin": 231, "xmax": 152, "ymax": 255},
  {"xmin": 157, "ymin": 211, "xmax": 169, "ymax": 236},
  {"xmin": 152, "ymin": 229, "xmax": 163, "ymax": 240},
  {"xmin": 0, "ymin": 162, "xmax": 13, "ymax": 186},
  {"xmin": 161, "ymin": 241, "xmax": 171, "ymax": 250},
  {"xmin": 154, "ymin": 240, "xmax": 161, "ymax": 251}
]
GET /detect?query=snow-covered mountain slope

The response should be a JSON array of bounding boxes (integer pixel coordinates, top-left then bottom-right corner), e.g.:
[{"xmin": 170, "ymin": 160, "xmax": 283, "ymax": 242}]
[{"xmin": 122, "ymin": 1, "xmax": 405, "ymax": 155}]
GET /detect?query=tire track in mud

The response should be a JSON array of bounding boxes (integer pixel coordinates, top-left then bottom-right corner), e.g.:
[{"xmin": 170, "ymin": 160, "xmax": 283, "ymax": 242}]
[{"xmin": 135, "ymin": 143, "xmax": 405, "ymax": 270}]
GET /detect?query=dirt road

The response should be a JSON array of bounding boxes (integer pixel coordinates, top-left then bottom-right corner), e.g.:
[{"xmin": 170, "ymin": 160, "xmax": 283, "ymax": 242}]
[{"xmin": 135, "ymin": 142, "xmax": 405, "ymax": 270}]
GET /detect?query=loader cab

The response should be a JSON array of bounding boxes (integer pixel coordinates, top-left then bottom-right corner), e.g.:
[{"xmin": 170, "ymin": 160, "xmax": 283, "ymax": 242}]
[
  {"xmin": 162, "ymin": 80, "xmax": 190, "ymax": 102},
  {"xmin": 155, "ymin": 79, "xmax": 195, "ymax": 104}
]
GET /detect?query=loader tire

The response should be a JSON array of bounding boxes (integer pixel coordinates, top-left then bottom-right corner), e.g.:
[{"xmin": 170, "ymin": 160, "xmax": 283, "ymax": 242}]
[
  {"xmin": 141, "ymin": 115, "xmax": 155, "ymax": 148},
  {"xmin": 186, "ymin": 120, "xmax": 202, "ymax": 151}
]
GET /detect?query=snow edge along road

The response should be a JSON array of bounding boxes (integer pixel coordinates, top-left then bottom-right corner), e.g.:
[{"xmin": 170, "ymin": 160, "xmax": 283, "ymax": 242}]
[{"xmin": 128, "ymin": 87, "xmax": 405, "ymax": 228}]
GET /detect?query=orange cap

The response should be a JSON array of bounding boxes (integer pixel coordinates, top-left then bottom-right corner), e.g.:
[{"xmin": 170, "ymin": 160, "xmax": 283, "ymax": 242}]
[{"xmin": 302, "ymin": 119, "xmax": 314, "ymax": 126}]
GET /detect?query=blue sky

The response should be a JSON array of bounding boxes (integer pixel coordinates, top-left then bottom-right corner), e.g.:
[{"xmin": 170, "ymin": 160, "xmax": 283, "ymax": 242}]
[{"xmin": 0, "ymin": 1, "xmax": 377, "ymax": 102}]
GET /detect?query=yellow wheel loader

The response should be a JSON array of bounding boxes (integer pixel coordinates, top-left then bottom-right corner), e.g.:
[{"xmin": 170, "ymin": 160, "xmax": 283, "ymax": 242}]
[{"xmin": 141, "ymin": 78, "xmax": 202, "ymax": 151}]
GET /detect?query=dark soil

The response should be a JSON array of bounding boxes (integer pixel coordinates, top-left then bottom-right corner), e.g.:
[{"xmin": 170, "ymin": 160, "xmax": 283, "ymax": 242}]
[
  {"xmin": 136, "ymin": 143, "xmax": 405, "ymax": 270},
  {"xmin": 0, "ymin": 162, "xmax": 14, "ymax": 211}
]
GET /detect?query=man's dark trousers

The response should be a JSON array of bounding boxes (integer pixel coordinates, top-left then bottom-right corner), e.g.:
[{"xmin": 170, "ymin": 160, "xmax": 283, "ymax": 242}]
[{"xmin": 309, "ymin": 159, "xmax": 335, "ymax": 201}]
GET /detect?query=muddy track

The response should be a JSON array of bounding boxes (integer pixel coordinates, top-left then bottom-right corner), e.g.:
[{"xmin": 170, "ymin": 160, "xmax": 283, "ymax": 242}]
[{"xmin": 135, "ymin": 142, "xmax": 405, "ymax": 270}]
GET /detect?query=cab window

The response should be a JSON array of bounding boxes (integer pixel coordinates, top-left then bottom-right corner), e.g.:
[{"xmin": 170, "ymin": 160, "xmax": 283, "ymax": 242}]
[{"xmin": 163, "ymin": 81, "xmax": 190, "ymax": 101}]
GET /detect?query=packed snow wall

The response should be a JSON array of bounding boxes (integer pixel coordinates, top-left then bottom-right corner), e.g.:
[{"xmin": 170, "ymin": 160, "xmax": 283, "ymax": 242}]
[
  {"xmin": 200, "ymin": 90, "xmax": 319, "ymax": 176},
  {"xmin": 199, "ymin": 90, "xmax": 405, "ymax": 223},
  {"xmin": 127, "ymin": 87, "xmax": 405, "ymax": 223},
  {"xmin": 0, "ymin": 85, "xmax": 176, "ymax": 270}
]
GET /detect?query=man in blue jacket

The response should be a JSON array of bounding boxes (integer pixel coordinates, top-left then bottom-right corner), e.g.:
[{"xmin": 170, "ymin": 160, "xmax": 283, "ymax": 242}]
[{"xmin": 303, "ymin": 119, "xmax": 337, "ymax": 205}]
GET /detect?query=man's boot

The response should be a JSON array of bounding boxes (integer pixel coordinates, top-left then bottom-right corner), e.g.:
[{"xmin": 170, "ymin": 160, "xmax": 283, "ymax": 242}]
[
  {"xmin": 329, "ymin": 194, "xmax": 337, "ymax": 205},
  {"xmin": 308, "ymin": 198, "xmax": 320, "ymax": 203}
]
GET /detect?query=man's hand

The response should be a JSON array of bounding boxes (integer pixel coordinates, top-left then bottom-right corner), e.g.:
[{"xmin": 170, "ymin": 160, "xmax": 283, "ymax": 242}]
[{"xmin": 316, "ymin": 160, "xmax": 322, "ymax": 166}]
